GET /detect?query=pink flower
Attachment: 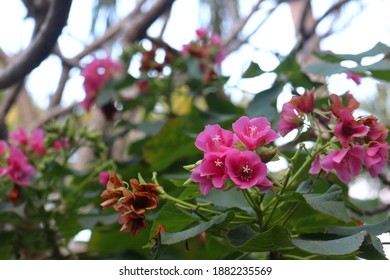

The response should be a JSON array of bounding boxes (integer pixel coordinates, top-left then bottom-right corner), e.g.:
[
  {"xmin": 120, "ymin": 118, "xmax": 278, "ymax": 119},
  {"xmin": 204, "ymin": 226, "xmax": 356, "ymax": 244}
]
[
  {"xmin": 290, "ymin": 90, "xmax": 315, "ymax": 114},
  {"xmin": 9, "ymin": 128, "xmax": 47, "ymax": 156},
  {"xmin": 195, "ymin": 28, "xmax": 209, "ymax": 39},
  {"xmin": 321, "ymin": 146, "xmax": 365, "ymax": 184},
  {"xmin": 54, "ymin": 138, "xmax": 70, "ymax": 150},
  {"xmin": 5, "ymin": 145, "xmax": 35, "ymax": 186},
  {"xmin": 334, "ymin": 109, "xmax": 368, "ymax": 147},
  {"xmin": 361, "ymin": 116, "xmax": 388, "ymax": 143},
  {"xmin": 309, "ymin": 155, "xmax": 322, "ymax": 174},
  {"xmin": 191, "ymin": 166, "xmax": 214, "ymax": 195},
  {"xmin": 0, "ymin": 140, "xmax": 8, "ymax": 157},
  {"xmin": 346, "ymin": 71, "xmax": 362, "ymax": 85},
  {"xmin": 10, "ymin": 128, "xmax": 29, "ymax": 146},
  {"xmin": 232, "ymin": 116, "xmax": 278, "ymax": 150},
  {"xmin": 29, "ymin": 129, "xmax": 46, "ymax": 156},
  {"xmin": 81, "ymin": 57, "xmax": 122, "ymax": 111},
  {"xmin": 329, "ymin": 93, "xmax": 359, "ymax": 118},
  {"xmin": 99, "ymin": 171, "xmax": 110, "ymax": 186},
  {"xmin": 195, "ymin": 124, "xmax": 236, "ymax": 153},
  {"xmin": 225, "ymin": 150, "xmax": 270, "ymax": 189},
  {"xmin": 364, "ymin": 142, "xmax": 389, "ymax": 178},
  {"xmin": 210, "ymin": 34, "xmax": 221, "ymax": 45},
  {"xmin": 277, "ymin": 104, "xmax": 301, "ymax": 137},
  {"xmin": 199, "ymin": 150, "xmax": 234, "ymax": 189}
]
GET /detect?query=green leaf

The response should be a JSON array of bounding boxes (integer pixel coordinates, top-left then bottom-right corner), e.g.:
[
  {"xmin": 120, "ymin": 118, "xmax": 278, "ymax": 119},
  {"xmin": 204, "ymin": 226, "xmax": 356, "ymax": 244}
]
[
  {"xmin": 314, "ymin": 43, "xmax": 390, "ymax": 63},
  {"xmin": 96, "ymin": 80, "xmax": 116, "ymax": 107},
  {"xmin": 160, "ymin": 212, "xmax": 234, "ymax": 245},
  {"xmin": 228, "ymin": 225, "xmax": 293, "ymax": 252},
  {"xmin": 303, "ymin": 62, "xmax": 348, "ymax": 76},
  {"xmin": 242, "ymin": 61, "xmax": 264, "ymax": 78},
  {"xmin": 358, "ymin": 234, "xmax": 387, "ymax": 260},
  {"xmin": 143, "ymin": 118, "xmax": 198, "ymax": 171},
  {"xmin": 247, "ymin": 82, "xmax": 284, "ymax": 121},
  {"xmin": 149, "ymin": 203, "xmax": 199, "ymax": 239},
  {"xmin": 291, "ymin": 232, "xmax": 365, "ymax": 256},
  {"xmin": 0, "ymin": 202, "xmax": 26, "ymax": 218},
  {"xmin": 226, "ymin": 224, "xmax": 257, "ymax": 246},
  {"xmin": 303, "ymin": 185, "xmax": 351, "ymax": 222},
  {"xmin": 327, "ymin": 216, "xmax": 390, "ymax": 236},
  {"xmin": 205, "ymin": 93, "xmax": 244, "ymax": 115},
  {"xmin": 274, "ymin": 55, "xmax": 300, "ymax": 74},
  {"xmin": 177, "ymin": 185, "xmax": 202, "ymax": 201},
  {"xmin": 78, "ymin": 214, "xmax": 119, "ymax": 228}
]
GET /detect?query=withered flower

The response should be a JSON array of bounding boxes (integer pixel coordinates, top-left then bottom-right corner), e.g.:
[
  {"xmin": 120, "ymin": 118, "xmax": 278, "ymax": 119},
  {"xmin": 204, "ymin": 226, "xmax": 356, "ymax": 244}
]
[
  {"xmin": 129, "ymin": 179, "xmax": 160, "ymax": 196},
  {"xmin": 118, "ymin": 212, "xmax": 146, "ymax": 236}
]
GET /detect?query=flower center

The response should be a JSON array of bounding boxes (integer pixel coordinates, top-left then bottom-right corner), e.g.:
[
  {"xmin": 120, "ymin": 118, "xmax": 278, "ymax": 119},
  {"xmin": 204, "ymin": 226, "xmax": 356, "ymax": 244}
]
[
  {"xmin": 214, "ymin": 159, "xmax": 223, "ymax": 167},
  {"xmin": 248, "ymin": 125, "xmax": 257, "ymax": 137},
  {"xmin": 240, "ymin": 164, "xmax": 252, "ymax": 181},
  {"xmin": 212, "ymin": 134, "xmax": 221, "ymax": 143}
]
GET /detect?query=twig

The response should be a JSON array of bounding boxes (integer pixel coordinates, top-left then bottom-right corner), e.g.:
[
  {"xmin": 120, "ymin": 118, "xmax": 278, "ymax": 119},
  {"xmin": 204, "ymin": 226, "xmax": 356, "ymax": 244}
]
[
  {"xmin": 28, "ymin": 102, "xmax": 79, "ymax": 130},
  {"xmin": 0, "ymin": 82, "xmax": 25, "ymax": 120},
  {"xmin": 49, "ymin": 65, "xmax": 71, "ymax": 108},
  {"xmin": 0, "ymin": 0, "xmax": 73, "ymax": 89},
  {"xmin": 222, "ymin": 0, "xmax": 264, "ymax": 47}
]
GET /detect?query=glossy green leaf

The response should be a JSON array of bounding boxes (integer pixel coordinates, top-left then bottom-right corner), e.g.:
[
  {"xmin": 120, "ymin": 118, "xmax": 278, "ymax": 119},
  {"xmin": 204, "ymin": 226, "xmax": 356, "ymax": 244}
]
[
  {"xmin": 242, "ymin": 61, "xmax": 264, "ymax": 78},
  {"xmin": 247, "ymin": 82, "xmax": 284, "ymax": 121},
  {"xmin": 358, "ymin": 234, "xmax": 387, "ymax": 260},
  {"xmin": 160, "ymin": 212, "xmax": 234, "ymax": 245},
  {"xmin": 327, "ymin": 216, "xmax": 390, "ymax": 236},
  {"xmin": 228, "ymin": 225, "xmax": 293, "ymax": 252},
  {"xmin": 303, "ymin": 185, "xmax": 351, "ymax": 222},
  {"xmin": 143, "ymin": 118, "xmax": 198, "ymax": 171},
  {"xmin": 291, "ymin": 231, "xmax": 365, "ymax": 256},
  {"xmin": 303, "ymin": 62, "xmax": 348, "ymax": 76},
  {"xmin": 149, "ymin": 203, "xmax": 199, "ymax": 239}
]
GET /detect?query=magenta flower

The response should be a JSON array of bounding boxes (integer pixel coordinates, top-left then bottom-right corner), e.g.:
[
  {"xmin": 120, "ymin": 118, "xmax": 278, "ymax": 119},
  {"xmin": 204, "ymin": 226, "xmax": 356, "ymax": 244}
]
[
  {"xmin": 210, "ymin": 34, "xmax": 221, "ymax": 45},
  {"xmin": 191, "ymin": 166, "xmax": 214, "ymax": 195},
  {"xmin": 195, "ymin": 28, "xmax": 209, "ymax": 39},
  {"xmin": 199, "ymin": 150, "xmax": 235, "ymax": 189},
  {"xmin": 0, "ymin": 140, "xmax": 8, "ymax": 157},
  {"xmin": 309, "ymin": 155, "xmax": 322, "ymax": 175},
  {"xmin": 99, "ymin": 171, "xmax": 110, "ymax": 186},
  {"xmin": 195, "ymin": 124, "xmax": 236, "ymax": 153},
  {"xmin": 233, "ymin": 116, "xmax": 278, "ymax": 150},
  {"xmin": 334, "ymin": 109, "xmax": 368, "ymax": 147},
  {"xmin": 9, "ymin": 128, "xmax": 46, "ymax": 156},
  {"xmin": 321, "ymin": 146, "xmax": 365, "ymax": 184},
  {"xmin": 364, "ymin": 142, "xmax": 389, "ymax": 178},
  {"xmin": 225, "ymin": 150, "xmax": 269, "ymax": 189},
  {"xmin": 29, "ymin": 128, "xmax": 46, "ymax": 156},
  {"xmin": 346, "ymin": 71, "xmax": 362, "ymax": 85},
  {"xmin": 4, "ymin": 145, "xmax": 35, "ymax": 186},
  {"xmin": 81, "ymin": 57, "xmax": 122, "ymax": 111},
  {"xmin": 278, "ymin": 103, "xmax": 302, "ymax": 137},
  {"xmin": 10, "ymin": 128, "xmax": 29, "ymax": 146}
]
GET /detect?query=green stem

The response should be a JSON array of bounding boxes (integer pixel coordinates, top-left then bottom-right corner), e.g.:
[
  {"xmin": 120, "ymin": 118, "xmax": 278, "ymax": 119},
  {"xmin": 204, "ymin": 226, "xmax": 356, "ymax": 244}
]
[
  {"xmin": 242, "ymin": 189, "xmax": 264, "ymax": 228},
  {"xmin": 159, "ymin": 192, "xmax": 256, "ymax": 221}
]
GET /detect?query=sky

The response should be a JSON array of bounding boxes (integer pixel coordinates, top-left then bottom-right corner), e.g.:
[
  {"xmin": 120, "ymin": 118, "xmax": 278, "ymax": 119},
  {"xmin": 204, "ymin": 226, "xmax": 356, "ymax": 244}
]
[{"xmin": 1, "ymin": 0, "xmax": 390, "ymax": 254}]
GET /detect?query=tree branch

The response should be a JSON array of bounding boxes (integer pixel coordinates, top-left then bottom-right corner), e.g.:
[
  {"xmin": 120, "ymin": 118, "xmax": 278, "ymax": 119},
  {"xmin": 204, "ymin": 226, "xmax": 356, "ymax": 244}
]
[{"xmin": 0, "ymin": 0, "xmax": 73, "ymax": 90}]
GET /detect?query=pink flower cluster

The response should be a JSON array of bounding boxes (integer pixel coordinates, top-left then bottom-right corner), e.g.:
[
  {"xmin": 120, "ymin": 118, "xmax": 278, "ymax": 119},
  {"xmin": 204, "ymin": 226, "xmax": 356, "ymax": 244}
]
[
  {"xmin": 306, "ymin": 93, "xmax": 389, "ymax": 183},
  {"xmin": 182, "ymin": 28, "xmax": 226, "ymax": 65},
  {"xmin": 277, "ymin": 89, "xmax": 314, "ymax": 137},
  {"xmin": 0, "ymin": 141, "xmax": 35, "ymax": 186},
  {"xmin": 81, "ymin": 57, "xmax": 122, "ymax": 111},
  {"xmin": 191, "ymin": 116, "xmax": 278, "ymax": 195}
]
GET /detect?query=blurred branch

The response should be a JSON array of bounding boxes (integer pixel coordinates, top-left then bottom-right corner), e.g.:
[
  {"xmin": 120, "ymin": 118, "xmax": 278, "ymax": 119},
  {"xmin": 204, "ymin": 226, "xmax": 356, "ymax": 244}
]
[
  {"xmin": 49, "ymin": 65, "xmax": 71, "ymax": 108},
  {"xmin": 222, "ymin": 0, "xmax": 263, "ymax": 48},
  {"xmin": 293, "ymin": 0, "xmax": 351, "ymax": 55},
  {"xmin": 29, "ymin": 102, "xmax": 79, "ymax": 130},
  {"xmin": 0, "ymin": 82, "xmax": 25, "ymax": 120},
  {"xmin": 74, "ymin": 0, "xmax": 176, "ymax": 60},
  {"xmin": 226, "ymin": 4, "xmax": 278, "ymax": 54},
  {"xmin": 0, "ymin": 0, "xmax": 73, "ymax": 90}
]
